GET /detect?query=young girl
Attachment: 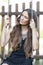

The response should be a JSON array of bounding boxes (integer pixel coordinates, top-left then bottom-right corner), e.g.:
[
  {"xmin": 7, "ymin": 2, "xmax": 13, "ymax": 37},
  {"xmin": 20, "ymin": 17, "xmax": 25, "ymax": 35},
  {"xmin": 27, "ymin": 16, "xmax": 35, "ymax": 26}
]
[{"xmin": 1, "ymin": 8, "xmax": 38, "ymax": 65}]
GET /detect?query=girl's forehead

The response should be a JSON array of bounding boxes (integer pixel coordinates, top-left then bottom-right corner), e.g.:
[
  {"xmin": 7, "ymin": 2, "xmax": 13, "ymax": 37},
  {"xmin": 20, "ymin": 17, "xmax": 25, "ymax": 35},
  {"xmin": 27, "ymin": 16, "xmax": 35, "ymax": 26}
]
[
  {"xmin": 22, "ymin": 11, "xmax": 28, "ymax": 14},
  {"xmin": 22, "ymin": 11, "xmax": 29, "ymax": 17}
]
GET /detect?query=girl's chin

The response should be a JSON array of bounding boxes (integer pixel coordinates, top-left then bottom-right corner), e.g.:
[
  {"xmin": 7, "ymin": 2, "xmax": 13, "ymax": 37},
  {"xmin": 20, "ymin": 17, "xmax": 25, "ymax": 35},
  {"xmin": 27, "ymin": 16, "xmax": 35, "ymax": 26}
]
[
  {"xmin": 20, "ymin": 24, "xmax": 25, "ymax": 26},
  {"xmin": 20, "ymin": 22, "xmax": 23, "ymax": 25},
  {"xmin": 20, "ymin": 23, "xmax": 28, "ymax": 26},
  {"xmin": 20, "ymin": 21, "xmax": 28, "ymax": 26}
]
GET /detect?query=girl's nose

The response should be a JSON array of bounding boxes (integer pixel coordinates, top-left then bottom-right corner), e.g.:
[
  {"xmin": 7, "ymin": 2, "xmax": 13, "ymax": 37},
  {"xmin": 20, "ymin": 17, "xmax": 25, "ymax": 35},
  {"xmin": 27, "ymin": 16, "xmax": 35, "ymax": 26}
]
[{"xmin": 21, "ymin": 16, "xmax": 24, "ymax": 20}]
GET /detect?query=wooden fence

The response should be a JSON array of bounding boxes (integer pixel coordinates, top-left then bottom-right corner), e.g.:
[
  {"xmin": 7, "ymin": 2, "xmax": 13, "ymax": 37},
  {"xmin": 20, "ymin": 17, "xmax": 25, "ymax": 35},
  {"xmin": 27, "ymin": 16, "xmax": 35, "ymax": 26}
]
[
  {"xmin": 0, "ymin": 1, "xmax": 43, "ymax": 64},
  {"xmin": 0, "ymin": 2, "xmax": 40, "ymax": 30}
]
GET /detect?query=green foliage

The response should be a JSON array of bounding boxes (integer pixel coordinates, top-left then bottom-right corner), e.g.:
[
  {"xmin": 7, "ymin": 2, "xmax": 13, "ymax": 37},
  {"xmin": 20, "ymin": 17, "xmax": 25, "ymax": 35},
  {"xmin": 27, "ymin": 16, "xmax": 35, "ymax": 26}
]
[{"xmin": 40, "ymin": 30, "xmax": 43, "ymax": 38}]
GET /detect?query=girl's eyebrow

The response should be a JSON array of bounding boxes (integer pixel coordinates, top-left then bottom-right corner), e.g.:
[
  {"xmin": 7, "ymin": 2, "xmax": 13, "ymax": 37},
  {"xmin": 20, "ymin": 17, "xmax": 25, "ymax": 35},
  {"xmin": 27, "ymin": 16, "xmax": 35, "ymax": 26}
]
[{"xmin": 21, "ymin": 13, "xmax": 29, "ymax": 19}]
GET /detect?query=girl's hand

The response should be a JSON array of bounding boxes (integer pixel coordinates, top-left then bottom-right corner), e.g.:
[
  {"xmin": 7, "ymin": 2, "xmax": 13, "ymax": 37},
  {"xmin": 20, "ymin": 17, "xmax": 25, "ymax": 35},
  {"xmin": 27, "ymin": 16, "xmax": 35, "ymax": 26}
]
[{"xmin": 29, "ymin": 19, "xmax": 36, "ymax": 30}]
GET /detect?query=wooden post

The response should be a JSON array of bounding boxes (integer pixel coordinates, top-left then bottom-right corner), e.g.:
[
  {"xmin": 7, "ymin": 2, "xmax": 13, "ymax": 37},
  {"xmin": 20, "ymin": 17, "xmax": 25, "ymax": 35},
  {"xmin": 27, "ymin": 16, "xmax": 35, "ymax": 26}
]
[
  {"xmin": 22, "ymin": 3, "xmax": 25, "ymax": 10},
  {"xmin": 29, "ymin": 1, "xmax": 32, "ymax": 9},
  {"xmin": 15, "ymin": 3, "xmax": 18, "ymax": 23},
  {"xmin": 36, "ymin": 2, "xmax": 40, "ymax": 32},
  {"xmin": 2, "ymin": 6, "xmax": 5, "ymax": 31},
  {"xmin": 1, "ymin": 6, "xmax": 5, "ymax": 60},
  {"xmin": 36, "ymin": 1, "xmax": 40, "ymax": 60},
  {"xmin": 15, "ymin": 3, "xmax": 18, "ymax": 13},
  {"xmin": 9, "ymin": 5, "xmax": 11, "ymax": 28}
]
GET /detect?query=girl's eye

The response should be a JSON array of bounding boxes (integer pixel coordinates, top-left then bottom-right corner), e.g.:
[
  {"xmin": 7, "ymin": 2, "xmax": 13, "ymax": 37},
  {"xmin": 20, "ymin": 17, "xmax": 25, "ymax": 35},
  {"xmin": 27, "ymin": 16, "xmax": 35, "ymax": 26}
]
[
  {"xmin": 21, "ymin": 14, "xmax": 23, "ymax": 16},
  {"xmin": 21, "ymin": 14, "xmax": 28, "ymax": 19}
]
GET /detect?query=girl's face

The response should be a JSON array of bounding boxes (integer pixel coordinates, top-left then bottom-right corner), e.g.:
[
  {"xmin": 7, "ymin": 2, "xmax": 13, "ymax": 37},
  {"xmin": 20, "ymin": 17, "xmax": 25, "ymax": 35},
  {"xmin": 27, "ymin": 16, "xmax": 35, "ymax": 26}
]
[{"xmin": 20, "ymin": 11, "xmax": 30, "ymax": 26}]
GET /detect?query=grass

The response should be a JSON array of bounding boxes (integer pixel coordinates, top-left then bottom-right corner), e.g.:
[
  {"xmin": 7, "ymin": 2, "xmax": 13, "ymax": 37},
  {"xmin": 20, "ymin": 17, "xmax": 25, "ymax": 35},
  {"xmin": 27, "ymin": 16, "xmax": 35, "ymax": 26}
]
[
  {"xmin": 33, "ymin": 59, "xmax": 43, "ymax": 65},
  {"xmin": 40, "ymin": 30, "xmax": 43, "ymax": 38}
]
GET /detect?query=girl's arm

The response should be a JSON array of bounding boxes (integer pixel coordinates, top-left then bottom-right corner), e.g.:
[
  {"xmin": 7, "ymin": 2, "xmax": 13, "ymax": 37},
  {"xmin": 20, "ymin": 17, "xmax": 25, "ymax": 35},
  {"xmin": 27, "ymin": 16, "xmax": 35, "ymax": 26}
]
[
  {"xmin": 30, "ymin": 19, "xmax": 39, "ymax": 51},
  {"xmin": 1, "ymin": 25, "xmax": 12, "ymax": 47},
  {"xmin": 32, "ymin": 28, "xmax": 39, "ymax": 50}
]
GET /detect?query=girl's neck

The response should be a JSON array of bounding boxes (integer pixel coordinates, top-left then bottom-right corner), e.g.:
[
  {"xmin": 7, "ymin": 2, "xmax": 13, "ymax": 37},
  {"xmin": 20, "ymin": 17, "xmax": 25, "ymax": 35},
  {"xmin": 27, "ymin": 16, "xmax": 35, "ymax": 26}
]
[{"xmin": 21, "ymin": 25, "xmax": 28, "ymax": 33}]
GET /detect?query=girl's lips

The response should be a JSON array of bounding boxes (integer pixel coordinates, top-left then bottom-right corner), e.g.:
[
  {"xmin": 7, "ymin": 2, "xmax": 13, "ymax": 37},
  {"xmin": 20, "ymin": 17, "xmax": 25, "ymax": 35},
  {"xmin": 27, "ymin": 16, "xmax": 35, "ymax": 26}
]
[
  {"xmin": 20, "ymin": 19, "xmax": 23, "ymax": 22},
  {"xmin": 20, "ymin": 21, "xmax": 25, "ymax": 23}
]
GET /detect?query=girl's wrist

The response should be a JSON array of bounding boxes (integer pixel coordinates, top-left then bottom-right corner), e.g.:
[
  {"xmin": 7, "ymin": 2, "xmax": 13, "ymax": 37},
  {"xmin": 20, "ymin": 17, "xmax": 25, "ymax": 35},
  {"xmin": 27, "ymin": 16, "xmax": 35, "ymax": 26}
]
[{"xmin": 32, "ymin": 27, "xmax": 37, "ymax": 31}]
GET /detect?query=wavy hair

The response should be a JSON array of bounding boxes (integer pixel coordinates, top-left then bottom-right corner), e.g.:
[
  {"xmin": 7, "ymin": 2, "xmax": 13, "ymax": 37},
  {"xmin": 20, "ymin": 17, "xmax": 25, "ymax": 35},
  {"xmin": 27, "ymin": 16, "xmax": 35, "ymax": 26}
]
[{"xmin": 10, "ymin": 9, "xmax": 37, "ymax": 58}]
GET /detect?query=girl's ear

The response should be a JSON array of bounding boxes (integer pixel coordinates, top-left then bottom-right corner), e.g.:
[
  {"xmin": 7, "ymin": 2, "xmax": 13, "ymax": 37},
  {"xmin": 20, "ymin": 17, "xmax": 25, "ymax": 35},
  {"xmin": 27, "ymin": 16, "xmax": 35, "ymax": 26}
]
[{"xmin": 17, "ymin": 15, "xmax": 21, "ymax": 22}]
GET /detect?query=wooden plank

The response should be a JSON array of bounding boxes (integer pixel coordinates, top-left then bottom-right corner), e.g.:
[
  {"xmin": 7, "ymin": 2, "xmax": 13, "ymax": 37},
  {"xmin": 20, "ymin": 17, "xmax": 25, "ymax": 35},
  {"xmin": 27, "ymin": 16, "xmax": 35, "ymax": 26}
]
[
  {"xmin": 36, "ymin": 2, "xmax": 40, "ymax": 60},
  {"xmin": 33, "ymin": 55, "xmax": 43, "ymax": 59},
  {"xmin": 29, "ymin": 1, "xmax": 32, "ymax": 9},
  {"xmin": 1, "ymin": 6, "xmax": 5, "ymax": 30},
  {"xmin": 22, "ymin": 3, "xmax": 25, "ymax": 10},
  {"xmin": 15, "ymin": 3, "xmax": 18, "ymax": 13}
]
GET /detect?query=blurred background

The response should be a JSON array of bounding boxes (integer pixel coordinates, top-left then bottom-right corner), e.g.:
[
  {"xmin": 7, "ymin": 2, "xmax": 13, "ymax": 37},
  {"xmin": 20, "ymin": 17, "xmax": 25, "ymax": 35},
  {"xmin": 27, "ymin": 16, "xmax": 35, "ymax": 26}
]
[{"xmin": 0, "ymin": 0, "xmax": 43, "ymax": 65}]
